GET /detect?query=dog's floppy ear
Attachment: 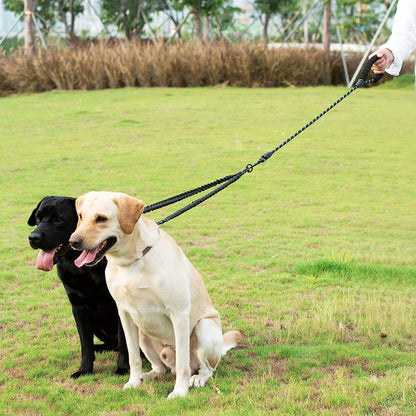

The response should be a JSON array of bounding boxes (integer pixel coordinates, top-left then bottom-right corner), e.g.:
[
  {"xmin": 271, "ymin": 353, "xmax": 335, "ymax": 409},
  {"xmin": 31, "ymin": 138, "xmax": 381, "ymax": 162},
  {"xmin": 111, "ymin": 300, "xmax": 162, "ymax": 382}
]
[
  {"xmin": 75, "ymin": 195, "xmax": 85, "ymax": 213},
  {"xmin": 112, "ymin": 194, "xmax": 144, "ymax": 235},
  {"xmin": 75, "ymin": 195, "xmax": 86, "ymax": 226},
  {"xmin": 28, "ymin": 201, "xmax": 41, "ymax": 226},
  {"xmin": 27, "ymin": 196, "xmax": 51, "ymax": 226}
]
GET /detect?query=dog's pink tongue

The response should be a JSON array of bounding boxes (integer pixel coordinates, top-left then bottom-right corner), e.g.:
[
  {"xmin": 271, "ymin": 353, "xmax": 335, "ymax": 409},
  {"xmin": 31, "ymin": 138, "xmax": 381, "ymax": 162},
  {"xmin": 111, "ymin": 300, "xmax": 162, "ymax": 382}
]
[
  {"xmin": 74, "ymin": 247, "xmax": 100, "ymax": 268},
  {"xmin": 36, "ymin": 248, "xmax": 58, "ymax": 271}
]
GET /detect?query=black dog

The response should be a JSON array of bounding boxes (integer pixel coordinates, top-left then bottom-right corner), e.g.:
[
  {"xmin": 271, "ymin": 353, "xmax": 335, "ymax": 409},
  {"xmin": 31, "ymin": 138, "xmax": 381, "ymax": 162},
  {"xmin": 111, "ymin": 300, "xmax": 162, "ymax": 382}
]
[{"xmin": 28, "ymin": 196, "xmax": 129, "ymax": 379}]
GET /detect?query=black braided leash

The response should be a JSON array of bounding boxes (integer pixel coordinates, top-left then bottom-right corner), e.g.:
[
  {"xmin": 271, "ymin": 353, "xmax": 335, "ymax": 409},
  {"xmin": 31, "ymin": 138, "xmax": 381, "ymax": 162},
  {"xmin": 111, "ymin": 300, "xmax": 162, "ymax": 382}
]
[{"xmin": 144, "ymin": 55, "xmax": 383, "ymax": 225}]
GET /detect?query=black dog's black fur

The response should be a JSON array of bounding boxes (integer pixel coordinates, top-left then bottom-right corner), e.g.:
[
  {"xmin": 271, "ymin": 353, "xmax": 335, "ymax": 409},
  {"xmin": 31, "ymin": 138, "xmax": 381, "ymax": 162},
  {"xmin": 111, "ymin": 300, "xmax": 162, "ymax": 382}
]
[{"xmin": 28, "ymin": 196, "xmax": 129, "ymax": 379}]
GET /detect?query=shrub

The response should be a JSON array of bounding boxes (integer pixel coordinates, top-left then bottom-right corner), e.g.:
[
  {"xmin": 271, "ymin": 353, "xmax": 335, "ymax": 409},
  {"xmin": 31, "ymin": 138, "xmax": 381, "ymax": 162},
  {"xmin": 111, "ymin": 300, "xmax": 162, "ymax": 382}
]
[{"xmin": 0, "ymin": 40, "xmax": 386, "ymax": 95}]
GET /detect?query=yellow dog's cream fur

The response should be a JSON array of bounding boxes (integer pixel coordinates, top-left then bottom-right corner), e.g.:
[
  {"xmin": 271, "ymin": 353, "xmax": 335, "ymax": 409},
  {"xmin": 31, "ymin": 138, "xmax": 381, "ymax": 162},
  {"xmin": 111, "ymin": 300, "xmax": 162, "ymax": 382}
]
[{"xmin": 70, "ymin": 191, "xmax": 240, "ymax": 399}]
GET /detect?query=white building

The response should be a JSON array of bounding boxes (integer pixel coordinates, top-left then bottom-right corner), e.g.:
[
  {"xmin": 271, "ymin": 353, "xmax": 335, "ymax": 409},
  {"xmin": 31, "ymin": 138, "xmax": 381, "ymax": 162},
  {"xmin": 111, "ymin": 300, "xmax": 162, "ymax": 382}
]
[{"xmin": 74, "ymin": 0, "xmax": 105, "ymax": 37}]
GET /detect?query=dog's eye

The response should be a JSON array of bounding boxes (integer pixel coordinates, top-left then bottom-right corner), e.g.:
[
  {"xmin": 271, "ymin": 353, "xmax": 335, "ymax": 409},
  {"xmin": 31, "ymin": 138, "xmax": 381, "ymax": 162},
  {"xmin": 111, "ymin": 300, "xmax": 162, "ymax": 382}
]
[
  {"xmin": 96, "ymin": 216, "xmax": 107, "ymax": 223},
  {"xmin": 78, "ymin": 214, "xmax": 83, "ymax": 221}
]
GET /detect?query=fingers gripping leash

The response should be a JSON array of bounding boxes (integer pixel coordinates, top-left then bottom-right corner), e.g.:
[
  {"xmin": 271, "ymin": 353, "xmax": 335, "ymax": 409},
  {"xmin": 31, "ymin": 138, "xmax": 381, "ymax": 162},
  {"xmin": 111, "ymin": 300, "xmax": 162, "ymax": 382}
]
[{"xmin": 354, "ymin": 55, "xmax": 384, "ymax": 88}]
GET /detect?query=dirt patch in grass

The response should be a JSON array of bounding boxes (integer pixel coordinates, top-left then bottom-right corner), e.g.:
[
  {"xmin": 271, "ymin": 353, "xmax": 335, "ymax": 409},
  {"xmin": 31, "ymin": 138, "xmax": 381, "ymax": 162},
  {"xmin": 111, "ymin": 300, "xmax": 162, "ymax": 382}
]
[
  {"xmin": 232, "ymin": 351, "xmax": 260, "ymax": 374},
  {"xmin": 268, "ymin": 354, "xmax": 290, "ymax": 380},
  {"xmin": 55, "ymin": 378, "xmax": 103, "ymax": 395},
  {"xmin": 331, "ymin": 357, "xmax": 386, "ymax": 378},
  {"xmin": 4, "ymin": 366, "xmax": 27, "ymax": 382},
  {"xmin": 102, "ymin": 406, "xmax": 146, "ymax": 416},
  {"xmin": 232, "ymin": 351, "xmax": 290, "ymax": 381}
]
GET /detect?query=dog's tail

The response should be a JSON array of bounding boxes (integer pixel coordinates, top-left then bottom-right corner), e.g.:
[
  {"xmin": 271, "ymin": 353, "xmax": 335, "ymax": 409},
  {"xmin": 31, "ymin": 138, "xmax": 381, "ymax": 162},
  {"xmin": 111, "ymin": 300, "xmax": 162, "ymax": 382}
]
[{"xmin": 222, "ymin": 330, "xmax": 242, "ymax": 356}]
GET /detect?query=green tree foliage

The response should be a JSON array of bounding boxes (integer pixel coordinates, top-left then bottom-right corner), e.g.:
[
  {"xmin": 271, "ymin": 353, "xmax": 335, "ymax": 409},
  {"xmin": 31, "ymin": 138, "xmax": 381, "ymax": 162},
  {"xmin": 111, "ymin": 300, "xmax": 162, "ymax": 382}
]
[
  {"xmin": 58, "ymin": 0, "xmax": 84, "ymax": 37},
  {"xmin": 336, "ymin": 0, "xmax": 396, "ymax": 43},
  {"xmin": 212, "ymin": 4, "xmax": 242, "ymax": 39},
  {"xmin": 3, "ymin": 0, "xmax": 83, "ymax": 36},
  {"xmin": 100, "ymin": 0, "xmax": 168, "ymax": 39},
  {"xmin": 254, "ymin": 0, "xmax": 300, "ymax": 42},
  {"xmin": 170, "ymin": 0, "xmax": 228, "ymax": 40},
  {"xmin": 2, "ymin": 0, "xmax": 396, "ymax": 42}
]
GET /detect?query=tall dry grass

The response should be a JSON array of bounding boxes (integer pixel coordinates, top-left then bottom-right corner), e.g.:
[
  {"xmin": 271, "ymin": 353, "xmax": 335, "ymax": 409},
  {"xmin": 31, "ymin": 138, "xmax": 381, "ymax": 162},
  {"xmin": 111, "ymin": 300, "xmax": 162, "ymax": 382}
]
[{"xmin": 0, "ymin": 40, "xmax": 367, "ymax": 95}]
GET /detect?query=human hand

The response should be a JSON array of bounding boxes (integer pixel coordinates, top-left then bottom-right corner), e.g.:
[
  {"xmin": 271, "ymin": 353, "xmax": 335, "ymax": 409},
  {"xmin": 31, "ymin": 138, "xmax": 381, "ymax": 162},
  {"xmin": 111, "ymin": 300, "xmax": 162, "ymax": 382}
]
[{"xmin": 369, "ymin": 49, "xmax": 394, "ymax": 74}]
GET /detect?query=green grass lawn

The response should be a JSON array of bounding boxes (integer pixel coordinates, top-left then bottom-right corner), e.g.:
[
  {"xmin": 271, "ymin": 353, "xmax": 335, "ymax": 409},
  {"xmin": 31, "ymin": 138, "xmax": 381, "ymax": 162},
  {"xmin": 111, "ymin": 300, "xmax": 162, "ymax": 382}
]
[{"xmin": 1, "ymin": 81, "xmax": 415, "ymax": 415}]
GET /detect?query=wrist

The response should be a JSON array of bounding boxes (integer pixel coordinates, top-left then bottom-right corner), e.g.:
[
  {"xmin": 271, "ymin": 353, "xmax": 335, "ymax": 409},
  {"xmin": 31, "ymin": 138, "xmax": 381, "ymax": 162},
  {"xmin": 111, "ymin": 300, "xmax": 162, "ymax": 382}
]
[{"xmin": 384, "ymin": 48, "xmax": 394, "ymax": 65}]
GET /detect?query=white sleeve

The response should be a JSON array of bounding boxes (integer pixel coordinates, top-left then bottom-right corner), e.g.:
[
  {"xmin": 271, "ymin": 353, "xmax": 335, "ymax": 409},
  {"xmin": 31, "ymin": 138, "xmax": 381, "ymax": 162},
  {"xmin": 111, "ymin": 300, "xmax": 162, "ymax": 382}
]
[{"xmin": 381, "ymin": 0, "xmax": 416, "ymax": 76}]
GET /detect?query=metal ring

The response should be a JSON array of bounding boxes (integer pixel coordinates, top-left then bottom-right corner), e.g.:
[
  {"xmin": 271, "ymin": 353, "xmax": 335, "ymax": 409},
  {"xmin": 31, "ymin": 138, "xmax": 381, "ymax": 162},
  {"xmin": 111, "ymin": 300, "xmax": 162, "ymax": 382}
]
[{"xmin": 246, "ymin": 164, "xmax": 253, "ymax": 173}]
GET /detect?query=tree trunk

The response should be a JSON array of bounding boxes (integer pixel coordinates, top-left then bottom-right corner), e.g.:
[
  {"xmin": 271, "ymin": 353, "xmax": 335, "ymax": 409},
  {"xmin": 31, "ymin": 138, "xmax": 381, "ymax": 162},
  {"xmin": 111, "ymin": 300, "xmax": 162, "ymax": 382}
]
[
  {"xmin": 58, "ymin": 0, "xmax": 70, "ymax": 36},
  {"xmin": 193, "ymin": 7, "xmax": 203, "ymax": 41},
  {"xmin": 321, "ymin": 0, "xmax": 332, "ymax": 85},
  {"xmin": 263, "ymin": 14, "xmax": 270, "ymax": 43},
  {"xmin": 70, "ymin": 0, "xmax": 75, "ymax": 38},
  {"xmin": 323, "ymin": 0, "xmax": 331, "ymax": 58},
  {"xmin": 24, "ymin": 0, "xmax": 35, "ymax": 58},
  {"xmin": 121, "ymin": 0, "xmax": 131, "ymax": 39},
  {"xmin": 203, "ymin": 17, "xmax": 212, "ymax": 42},
  {"xmin": 303, "ymin": 3, "xmax": 308, "ymax": 46},
  {"xmin": 123, "ymin": 11, "xmax": 131, "ymax": 39}
]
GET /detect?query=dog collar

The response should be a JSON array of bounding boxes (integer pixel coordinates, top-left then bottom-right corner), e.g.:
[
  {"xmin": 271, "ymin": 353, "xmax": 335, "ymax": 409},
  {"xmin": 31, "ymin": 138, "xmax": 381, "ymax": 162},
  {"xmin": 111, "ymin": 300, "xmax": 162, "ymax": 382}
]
[
  {"xmin": 130, "ymin": 245, "xmax": 153, "ymax": 265},
  {"xmin": 141, "ymin": 245, "xmax": 153, "ymax": 257},
  {"xmin": 132, "ymin": 229, "xmax": 159, "ymax": 264}
]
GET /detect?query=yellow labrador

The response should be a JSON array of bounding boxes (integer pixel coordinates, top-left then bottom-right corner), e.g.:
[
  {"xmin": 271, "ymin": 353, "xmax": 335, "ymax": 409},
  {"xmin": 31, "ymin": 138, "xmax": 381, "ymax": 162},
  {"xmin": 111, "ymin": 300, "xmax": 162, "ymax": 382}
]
[{"xmin": 69, "ymin": 191, "xmax": 240, "ymax": 399}]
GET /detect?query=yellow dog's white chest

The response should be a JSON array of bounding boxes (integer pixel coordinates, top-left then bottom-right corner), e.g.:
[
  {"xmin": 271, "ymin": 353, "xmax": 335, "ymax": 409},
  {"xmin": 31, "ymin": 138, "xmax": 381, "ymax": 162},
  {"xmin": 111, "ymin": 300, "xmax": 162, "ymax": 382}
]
[{"xmin": 105, "ymin": 263, "xmax": 176, "ymax": 344}]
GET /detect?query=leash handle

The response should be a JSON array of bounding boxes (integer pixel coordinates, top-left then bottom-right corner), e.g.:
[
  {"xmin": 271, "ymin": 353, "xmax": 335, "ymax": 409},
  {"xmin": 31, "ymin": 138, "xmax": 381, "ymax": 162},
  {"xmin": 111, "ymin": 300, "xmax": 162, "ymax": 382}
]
[{"xmin": 355, "ymin": 54, "xmax": 384, "ymax": 87}]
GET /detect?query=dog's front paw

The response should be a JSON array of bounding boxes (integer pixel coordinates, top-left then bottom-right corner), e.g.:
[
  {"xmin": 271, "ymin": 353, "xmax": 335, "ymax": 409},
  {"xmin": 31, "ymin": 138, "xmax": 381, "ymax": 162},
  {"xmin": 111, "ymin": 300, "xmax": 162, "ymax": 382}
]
[
  {"xmin": 71, "ymin": 368, "xmax": 93, "ymax": 379},
  {"xmin": 167, "ymin": 387, "xmax": 188, "ymax": 399},
  {"xmin": 189, "ymin": 374, "xmax": 209, "ymax": 388},
  {"xmin": 123, "ymin": 378, "xmax": 142, "ymax": 389}
]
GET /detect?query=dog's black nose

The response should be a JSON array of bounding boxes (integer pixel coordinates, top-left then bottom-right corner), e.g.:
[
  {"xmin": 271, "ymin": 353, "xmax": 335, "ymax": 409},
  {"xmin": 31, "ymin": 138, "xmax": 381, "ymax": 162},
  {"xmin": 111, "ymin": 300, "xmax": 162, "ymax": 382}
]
[
  {"xmin": 69, "ymin": 235, "xmax": 82, "ymax": 250},
  {"xmin": 29, "ymin": 231, "xmax": 43, "ymax": 244}
]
